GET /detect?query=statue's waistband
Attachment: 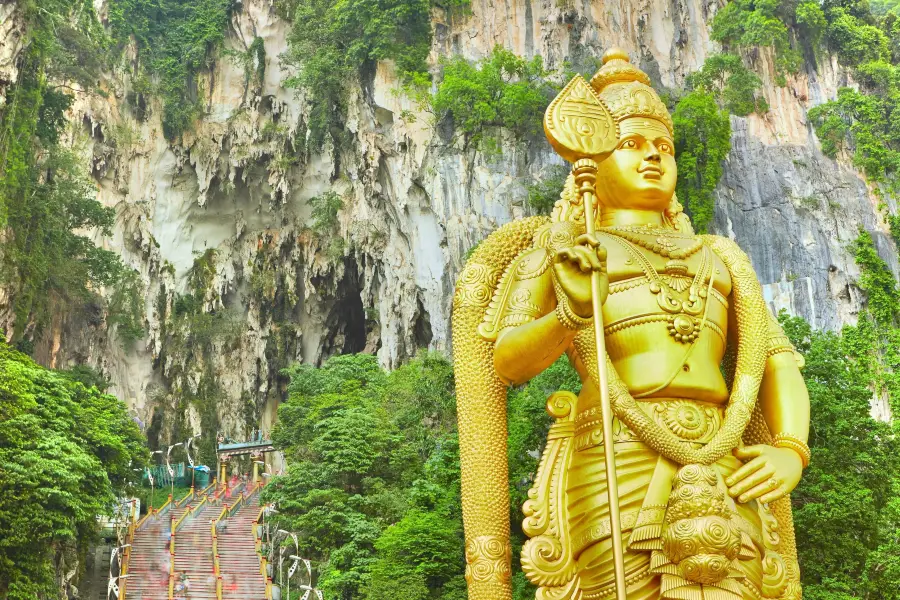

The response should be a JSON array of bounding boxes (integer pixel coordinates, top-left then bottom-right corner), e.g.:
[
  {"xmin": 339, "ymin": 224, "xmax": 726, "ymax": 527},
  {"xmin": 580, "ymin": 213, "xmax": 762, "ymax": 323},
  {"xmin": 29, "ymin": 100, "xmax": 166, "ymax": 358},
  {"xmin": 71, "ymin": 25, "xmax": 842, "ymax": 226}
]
[{"xmin": 574, "ymin": 398, "xmax": 725, "ymax": 451}]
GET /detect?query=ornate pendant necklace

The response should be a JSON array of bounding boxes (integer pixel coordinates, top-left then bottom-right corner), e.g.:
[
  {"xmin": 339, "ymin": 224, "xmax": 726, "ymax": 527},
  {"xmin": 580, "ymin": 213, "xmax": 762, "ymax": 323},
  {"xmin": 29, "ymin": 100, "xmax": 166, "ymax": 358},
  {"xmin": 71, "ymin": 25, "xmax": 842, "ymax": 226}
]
[
  {"xmin": 601, "ymin": 226, "xmax": 704, "ymax": 260},
  {"xmin": 605, "ymin": 235, "xmax": 713, "ymax": 344}
]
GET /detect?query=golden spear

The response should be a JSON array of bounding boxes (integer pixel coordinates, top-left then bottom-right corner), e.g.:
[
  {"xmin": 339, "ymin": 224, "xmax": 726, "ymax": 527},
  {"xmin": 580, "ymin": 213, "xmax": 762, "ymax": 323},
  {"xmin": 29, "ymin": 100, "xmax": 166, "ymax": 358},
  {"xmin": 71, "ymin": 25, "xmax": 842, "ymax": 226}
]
[{"xmin": 544, "ymin": 74, "xmax": 628, "ymax": 600}]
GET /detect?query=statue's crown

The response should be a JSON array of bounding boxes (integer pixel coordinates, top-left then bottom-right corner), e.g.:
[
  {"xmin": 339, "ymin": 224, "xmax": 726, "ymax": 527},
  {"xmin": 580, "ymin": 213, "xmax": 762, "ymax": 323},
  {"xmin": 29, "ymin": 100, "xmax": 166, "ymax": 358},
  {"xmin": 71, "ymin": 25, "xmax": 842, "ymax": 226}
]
[{"xmin": 588, "ymin": 48, "xmax": 673, "ymax": 135}]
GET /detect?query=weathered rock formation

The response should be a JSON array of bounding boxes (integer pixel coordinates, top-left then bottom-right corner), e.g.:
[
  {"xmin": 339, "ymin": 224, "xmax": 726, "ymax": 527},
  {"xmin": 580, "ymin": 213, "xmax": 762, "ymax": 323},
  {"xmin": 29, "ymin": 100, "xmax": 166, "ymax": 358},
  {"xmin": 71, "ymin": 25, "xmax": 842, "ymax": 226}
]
[{"xmin": 0, "ymin": 0, "xmax": 896, "ymax": 441}]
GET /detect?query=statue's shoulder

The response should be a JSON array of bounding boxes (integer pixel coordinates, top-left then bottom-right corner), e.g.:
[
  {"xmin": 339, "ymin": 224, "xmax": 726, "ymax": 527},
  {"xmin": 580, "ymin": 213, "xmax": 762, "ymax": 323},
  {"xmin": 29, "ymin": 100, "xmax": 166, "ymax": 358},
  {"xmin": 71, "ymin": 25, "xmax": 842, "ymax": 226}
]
[
  {"xmin": 454, "ymin": 216, "xmax": 550, "ymax": 312},
  {"xmin": 533, "ymin": 218, "xmax": 582, "ymax": 252},
  {"xmin": 699, "ymin": 234, "xmax": 753, "ymax": 264}
]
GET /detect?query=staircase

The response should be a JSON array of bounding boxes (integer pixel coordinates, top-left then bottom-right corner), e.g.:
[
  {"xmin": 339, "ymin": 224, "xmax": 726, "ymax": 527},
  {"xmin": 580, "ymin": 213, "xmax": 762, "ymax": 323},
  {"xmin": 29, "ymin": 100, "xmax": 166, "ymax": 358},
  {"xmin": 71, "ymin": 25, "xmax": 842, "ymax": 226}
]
[
  {"xmin": 218, "ymin": 492, "xmax": 267, "ymax": 600},
  {"xmin": 122, "ymin": 483, "xmax": 268, "ymax": 600},
  {"xmin": 123, "ymin": 513, "xmax": 171, "ymax": 600},
  {"xmin": 172, "ymin": 502, "xmax": 220, "ymax": 599}
]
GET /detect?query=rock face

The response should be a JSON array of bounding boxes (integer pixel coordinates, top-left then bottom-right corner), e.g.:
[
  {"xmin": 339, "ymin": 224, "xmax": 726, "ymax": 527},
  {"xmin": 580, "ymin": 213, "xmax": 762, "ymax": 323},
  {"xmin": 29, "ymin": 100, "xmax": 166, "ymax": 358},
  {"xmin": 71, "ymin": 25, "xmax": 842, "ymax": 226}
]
[{"xmin": 1, "ymin": 0, "xmax": 896, "ymax": 440}]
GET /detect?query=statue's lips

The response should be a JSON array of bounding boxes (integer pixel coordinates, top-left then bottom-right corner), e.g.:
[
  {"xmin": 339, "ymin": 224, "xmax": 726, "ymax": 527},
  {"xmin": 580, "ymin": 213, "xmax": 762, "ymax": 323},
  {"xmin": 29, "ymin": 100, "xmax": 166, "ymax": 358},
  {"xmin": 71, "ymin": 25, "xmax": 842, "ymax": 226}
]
[{"xmin": 639, "ymin": 166, "xmax": 662, "ymax": 179}]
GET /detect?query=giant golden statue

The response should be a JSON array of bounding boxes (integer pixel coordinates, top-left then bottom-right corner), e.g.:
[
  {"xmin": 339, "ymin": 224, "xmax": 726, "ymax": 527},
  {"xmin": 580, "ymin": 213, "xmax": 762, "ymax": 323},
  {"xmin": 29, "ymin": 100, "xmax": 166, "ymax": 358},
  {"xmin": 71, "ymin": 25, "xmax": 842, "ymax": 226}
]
[{"xmin": 452, "ymin": 49, "xmax": 811, "ymax": 600}]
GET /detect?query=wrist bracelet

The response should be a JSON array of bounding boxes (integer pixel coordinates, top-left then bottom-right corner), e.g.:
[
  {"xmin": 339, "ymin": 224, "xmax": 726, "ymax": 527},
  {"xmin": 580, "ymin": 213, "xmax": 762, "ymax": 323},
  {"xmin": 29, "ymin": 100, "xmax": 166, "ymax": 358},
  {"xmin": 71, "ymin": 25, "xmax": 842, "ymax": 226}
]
[
  {"xmin": 552, "ymin": 276, "xmax": 592, "ymax": 331},
  {"xmin": 555, "ymin": 298, "xmax": 593, "ymax": 331},
  {"xmin": 773, "ymin": 433, "xmax": 811, "ymax": 469}
]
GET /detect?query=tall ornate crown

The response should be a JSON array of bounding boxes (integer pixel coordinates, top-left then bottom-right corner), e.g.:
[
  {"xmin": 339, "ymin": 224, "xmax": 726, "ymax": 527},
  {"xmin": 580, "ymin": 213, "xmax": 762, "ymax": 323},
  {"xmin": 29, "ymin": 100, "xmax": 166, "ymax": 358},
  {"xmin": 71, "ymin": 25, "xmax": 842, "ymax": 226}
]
[{"xmin": 589, "ymin": 48, "xmax": 673, "ymax": 134}]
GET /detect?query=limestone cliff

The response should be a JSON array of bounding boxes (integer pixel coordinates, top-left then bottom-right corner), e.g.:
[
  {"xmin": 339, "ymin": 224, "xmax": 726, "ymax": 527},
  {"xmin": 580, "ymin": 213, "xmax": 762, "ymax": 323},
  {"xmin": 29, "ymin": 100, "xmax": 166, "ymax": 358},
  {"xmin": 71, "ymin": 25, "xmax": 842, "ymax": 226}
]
[{"xmin": 0, "ymin": 0, "xmax": 896, "ymax": 439}]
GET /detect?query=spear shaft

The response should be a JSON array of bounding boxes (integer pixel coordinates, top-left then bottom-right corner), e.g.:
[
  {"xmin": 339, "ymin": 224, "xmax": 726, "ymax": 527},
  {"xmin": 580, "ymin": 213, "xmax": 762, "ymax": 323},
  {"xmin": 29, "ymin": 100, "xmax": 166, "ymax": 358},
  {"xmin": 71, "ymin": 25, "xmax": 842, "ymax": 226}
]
[{"xmin": 573, "ymin": 159, "xmax": 628, "ymax": 600}]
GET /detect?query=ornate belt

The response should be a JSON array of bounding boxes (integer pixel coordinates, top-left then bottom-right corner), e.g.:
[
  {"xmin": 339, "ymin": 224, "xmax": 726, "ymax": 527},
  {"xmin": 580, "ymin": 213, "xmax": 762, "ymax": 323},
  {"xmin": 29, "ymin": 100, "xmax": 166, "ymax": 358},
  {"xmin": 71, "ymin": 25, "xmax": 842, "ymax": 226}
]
[{"xmin": 574, "ymin": 399, "xmax": 725, "ymax": 452}]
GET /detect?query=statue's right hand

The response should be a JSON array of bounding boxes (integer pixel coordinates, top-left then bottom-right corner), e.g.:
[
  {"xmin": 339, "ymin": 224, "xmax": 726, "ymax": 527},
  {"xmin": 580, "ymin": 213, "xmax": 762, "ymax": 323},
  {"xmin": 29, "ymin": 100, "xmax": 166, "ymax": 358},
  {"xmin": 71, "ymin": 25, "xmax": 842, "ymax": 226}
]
[{"xmin": 552, "ymin": 233, "xmax": 608, "ymax": 317}]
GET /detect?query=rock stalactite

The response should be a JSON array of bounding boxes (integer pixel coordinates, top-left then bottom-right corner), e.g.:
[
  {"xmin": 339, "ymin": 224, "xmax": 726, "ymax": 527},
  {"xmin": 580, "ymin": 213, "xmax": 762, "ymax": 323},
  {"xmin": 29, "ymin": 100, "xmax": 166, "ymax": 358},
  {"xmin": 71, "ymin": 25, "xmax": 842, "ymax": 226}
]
[{"xmin": 0, "ymin": 0, "xmax": 896, "ymax": 442}]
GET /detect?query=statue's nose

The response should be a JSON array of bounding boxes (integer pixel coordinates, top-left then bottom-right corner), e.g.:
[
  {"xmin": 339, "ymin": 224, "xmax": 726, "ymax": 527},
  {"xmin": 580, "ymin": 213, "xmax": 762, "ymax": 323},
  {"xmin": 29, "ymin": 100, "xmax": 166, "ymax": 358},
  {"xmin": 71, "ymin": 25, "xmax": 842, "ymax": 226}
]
[{"xmin": 645, "ymin": 143, "xmax": 661, "ymax": 162}]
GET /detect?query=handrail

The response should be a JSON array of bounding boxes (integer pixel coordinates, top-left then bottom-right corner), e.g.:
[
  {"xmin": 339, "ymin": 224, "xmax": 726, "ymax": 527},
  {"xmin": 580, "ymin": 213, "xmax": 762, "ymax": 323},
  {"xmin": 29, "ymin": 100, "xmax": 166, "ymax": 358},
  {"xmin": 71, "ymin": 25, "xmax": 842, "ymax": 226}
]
[
  {"xmin": 157, "ymin": 496, "xmax": 173, "ymax": 514},
  {"xmin": 173, "ymin": 494, "xmax": 208, "ymax": 533},
  {"xmin": 174, "ymin": 488, "xmax": 194, "ymax": 508},
  {"xmin": 212, "ymin": 504, "xmax": 228, "ymax": 600},
  {"xmin": 119, "ymin": 500, "xmax": 138, "ymax": 600},
  {"xmin": 254, "ymin": 506, "xmax": 273, "ymax": 600}
]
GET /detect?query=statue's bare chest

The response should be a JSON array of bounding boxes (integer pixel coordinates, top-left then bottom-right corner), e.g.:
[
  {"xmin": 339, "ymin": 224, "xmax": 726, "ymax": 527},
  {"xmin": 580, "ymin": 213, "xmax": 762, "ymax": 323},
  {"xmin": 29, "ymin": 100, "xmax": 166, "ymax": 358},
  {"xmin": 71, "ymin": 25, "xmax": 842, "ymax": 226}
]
[{"xmin": 598, "ymin": 231, "xmax": 733, "ymax": 345}]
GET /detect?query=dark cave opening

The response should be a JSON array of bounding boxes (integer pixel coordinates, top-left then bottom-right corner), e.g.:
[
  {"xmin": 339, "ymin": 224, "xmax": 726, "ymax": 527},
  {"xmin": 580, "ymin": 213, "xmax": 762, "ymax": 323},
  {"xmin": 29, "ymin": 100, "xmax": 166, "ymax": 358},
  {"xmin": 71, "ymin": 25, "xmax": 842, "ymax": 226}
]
[
  {"xmin": 315, "ymin": 257, "xmax": 368, "ymax": 359},
  {"xmin": 338, "ymin": 266, "xmax": 367, "ymax": 355},
  {"xmin": 413, "ymin": 294, "xmax": 433, "ymax": 348}
]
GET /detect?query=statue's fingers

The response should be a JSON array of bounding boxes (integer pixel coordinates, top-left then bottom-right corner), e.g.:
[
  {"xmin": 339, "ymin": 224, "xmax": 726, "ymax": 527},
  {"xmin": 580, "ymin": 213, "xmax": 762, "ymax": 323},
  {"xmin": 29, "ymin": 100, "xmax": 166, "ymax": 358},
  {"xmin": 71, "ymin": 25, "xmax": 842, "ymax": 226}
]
[
  {"xmin": 575, "ymin": 233, "xmax": 601, "ymax": 248},
  {"xmin": 727, "ymin": 466, "xmax": 773, "ymax": 498},
  {"xmin": 725, "ymin": 456, "xmax": 766, "ymax": 487},
  {"xmin": 595, "ymin": 244, "xmax": 608, "ymax": 263},
  {"xmin": 554, "ymin": 248, "xmax": 575, "ymax": 264},
  {"xmin": 733, "ymin": 444, "xmax": 765, "ymax": 460},
  {"xmin": 738, "ymin": 476, "xmax": 781, "ymax": 503},
  {"xmin": 570, "ymin": 249, "xmax": 593, "ymax": 272},
  {"xmin": 757, "ymin": 487, "xmax": 787, "ymax": 505},
  {"xmin": 581, "ymin": 247, "xmax": 604, "ymax": 272}
]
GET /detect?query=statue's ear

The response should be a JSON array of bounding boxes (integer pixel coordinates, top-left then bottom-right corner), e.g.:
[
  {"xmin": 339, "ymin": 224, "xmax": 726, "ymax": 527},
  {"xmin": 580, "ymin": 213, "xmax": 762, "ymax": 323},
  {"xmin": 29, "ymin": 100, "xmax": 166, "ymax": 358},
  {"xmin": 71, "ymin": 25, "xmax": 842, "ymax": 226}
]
[{"xmin": 664, "ymin": 194, "xmax": 694, "ymax": 234}]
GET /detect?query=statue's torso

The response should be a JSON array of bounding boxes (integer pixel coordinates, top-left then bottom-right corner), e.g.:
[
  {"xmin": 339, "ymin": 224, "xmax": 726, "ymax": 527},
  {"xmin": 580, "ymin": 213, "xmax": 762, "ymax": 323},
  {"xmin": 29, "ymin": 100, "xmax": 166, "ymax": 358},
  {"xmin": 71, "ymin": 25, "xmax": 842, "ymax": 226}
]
[{"xmin": 570, "ymin": 230, "xmax": 733, "ymax": 405}]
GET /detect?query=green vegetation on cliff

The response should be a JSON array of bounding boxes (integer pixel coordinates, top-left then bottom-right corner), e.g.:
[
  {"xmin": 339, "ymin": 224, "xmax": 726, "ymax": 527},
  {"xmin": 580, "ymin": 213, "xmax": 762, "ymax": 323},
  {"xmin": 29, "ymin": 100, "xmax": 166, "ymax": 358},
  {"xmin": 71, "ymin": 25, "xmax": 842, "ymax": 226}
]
[
  {"xmin": 432, "ymin": 47, "xmax": 555, "ymax": 152},
  {"xmin": 109, "ymin": 0, "xmax": 234, "ymax": 139},
  {"xmin": 785, "ymin": 231, "xmax": 900, "ymax": 599},
  {"xmin": 672, "ymin": 92, "xmax": 733, "ymax": 234},
  {"xmin": 278, "ymin": 0, "xmax": 467, "ymax": 147},
  {"xmin": 0, "ymin": 3, "xmax": 143, "ymax": 344},
  {"xmin": 0, "ymin": 339, "xmax": 147, "ymax": 600}
]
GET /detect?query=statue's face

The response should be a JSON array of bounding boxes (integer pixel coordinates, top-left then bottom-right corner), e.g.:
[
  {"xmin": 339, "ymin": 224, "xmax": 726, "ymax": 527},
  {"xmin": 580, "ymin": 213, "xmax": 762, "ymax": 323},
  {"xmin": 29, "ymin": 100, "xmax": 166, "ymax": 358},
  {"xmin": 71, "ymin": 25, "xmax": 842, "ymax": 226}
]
[{"xmin": 594, "ymin": 117, "xmax": 677, "ymax": 212}]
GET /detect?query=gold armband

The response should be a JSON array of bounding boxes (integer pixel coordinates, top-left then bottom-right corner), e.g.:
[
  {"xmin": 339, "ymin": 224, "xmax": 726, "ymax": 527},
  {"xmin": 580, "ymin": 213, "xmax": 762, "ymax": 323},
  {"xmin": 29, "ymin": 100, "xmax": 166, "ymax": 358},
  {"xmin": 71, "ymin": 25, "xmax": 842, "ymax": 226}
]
[
  {"xmin": 552, "ymin": 276, "xmax": 592, "ymax": 330},
  {"xmin": 773, "ymin": 433, "xmax": 811, "ymax": 469}
]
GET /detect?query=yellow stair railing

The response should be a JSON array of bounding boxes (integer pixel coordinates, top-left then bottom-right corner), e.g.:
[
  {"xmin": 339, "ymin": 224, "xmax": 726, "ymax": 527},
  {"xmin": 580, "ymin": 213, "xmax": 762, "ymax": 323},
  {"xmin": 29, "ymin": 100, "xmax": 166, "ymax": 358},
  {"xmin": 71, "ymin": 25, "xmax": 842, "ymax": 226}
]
[
  {"xmin": 252, "ymin": 483, "xmax": 273, "ymax": 600},
  {"xmin": 118, "ymin": 500, "xmax": 138, "ymax": 600}
]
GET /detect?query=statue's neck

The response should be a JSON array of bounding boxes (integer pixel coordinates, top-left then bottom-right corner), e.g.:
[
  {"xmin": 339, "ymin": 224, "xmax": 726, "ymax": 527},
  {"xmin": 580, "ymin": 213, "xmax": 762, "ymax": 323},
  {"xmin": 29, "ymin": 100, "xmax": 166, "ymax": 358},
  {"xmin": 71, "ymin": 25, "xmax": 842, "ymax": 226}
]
[{"xmin": 598, "ymin": 207, "xmax": 665, "ymax": 228}]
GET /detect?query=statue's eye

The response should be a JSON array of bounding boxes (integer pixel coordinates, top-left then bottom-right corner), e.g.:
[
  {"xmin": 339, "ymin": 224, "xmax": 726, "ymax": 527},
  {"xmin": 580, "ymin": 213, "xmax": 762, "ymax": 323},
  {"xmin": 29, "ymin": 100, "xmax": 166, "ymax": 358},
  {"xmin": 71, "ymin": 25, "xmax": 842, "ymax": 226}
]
[
  {"xmin": 621, "ymin": 139, "xmax": 637, "ymax": 149},
  {"xmin": 659, "ymin": 143, "xmax": 672, "ymax": 154}
]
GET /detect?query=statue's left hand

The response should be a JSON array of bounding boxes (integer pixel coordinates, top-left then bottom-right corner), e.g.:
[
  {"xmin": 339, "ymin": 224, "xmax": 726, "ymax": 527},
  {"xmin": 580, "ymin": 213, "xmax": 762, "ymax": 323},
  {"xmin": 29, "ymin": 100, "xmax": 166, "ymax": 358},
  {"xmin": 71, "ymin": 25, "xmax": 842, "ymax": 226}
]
[{"xmin": 725, "ymin": 444, "xmax": 803, "ymax": 505}]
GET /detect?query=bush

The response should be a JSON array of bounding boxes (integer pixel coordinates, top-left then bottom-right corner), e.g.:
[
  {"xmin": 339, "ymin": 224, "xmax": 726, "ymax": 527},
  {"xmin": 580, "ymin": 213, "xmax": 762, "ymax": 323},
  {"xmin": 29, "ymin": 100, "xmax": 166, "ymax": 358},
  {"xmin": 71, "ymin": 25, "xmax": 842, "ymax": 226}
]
[
  {"xmin": 526, "ymin": 166, "xmax": 569, "ymax": 215},
  {"xmin": 432, "ymin": 46, "xmax": 555, "ymax": 152},
  {"xmin": 0, "ymin": 341, "xmax": 147, "ymax": 599},
  {"xmin": 109, "ymin": 0, "xmax": 233, "ymax": 139},
  {"xmin": 826, "ymin": 7, "xmax": 891, "ymax": 65},
  {"xmin": 672, "ymin": 91, "xmax": 732, "ymax": 233},
  {"xmin": 687, "ymin": 53, "xmax": 768, "ymax": 116},
  {"xmin": 711, "ymin": 0, "xmax": 801, "ymax": 77},
  {"xmin": 280, "ymin": 0, "xmax": 435, "ymax": 147}
]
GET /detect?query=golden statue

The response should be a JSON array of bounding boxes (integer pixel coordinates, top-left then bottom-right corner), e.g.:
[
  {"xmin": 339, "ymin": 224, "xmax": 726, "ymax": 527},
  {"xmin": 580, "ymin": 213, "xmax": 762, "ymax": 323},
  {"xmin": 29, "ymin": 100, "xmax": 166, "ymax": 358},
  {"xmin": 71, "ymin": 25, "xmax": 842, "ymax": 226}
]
[{"xmin": 452, "ymin": 49, "xmax": 811, "ymax": 600}]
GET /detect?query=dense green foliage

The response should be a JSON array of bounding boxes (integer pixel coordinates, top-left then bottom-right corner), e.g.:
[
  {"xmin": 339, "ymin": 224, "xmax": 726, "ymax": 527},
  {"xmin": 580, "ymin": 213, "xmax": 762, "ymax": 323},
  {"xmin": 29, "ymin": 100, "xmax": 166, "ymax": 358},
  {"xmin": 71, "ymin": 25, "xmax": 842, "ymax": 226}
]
[
  {"xmin": 0, "ymin": 4, "xmax": 143, "ymax": 343},
  {"xmin": 687, "ymin": 53, "xmax": 768, "ymax": 116},
  {"xmin": 278, "ymin": 0, "xmax": 451, "ymax": 147},
  {"xmin": 432, "ymin": 47, "xmax": 556, "ymax": 152},
  {"xmin": 711, "ymin": 0, "xmax": 807, "ymax": 79},
  {"xmin": 0, "ymin": 339, "xmax": 147, "ymax": 599},
  {"xmin": 526, "ymin": 166, "xmax": 569, "ymax": 215},
  {"xmin": 262, "ymin": 353, "xmax": 464, "ymax": 599},
  {"xmin": 108, "ymin": 0, "xmax": 233, "ymax": 139},
  {"xmin": 262, "ymin": 353, "xmax": 579, "ymax": 600},
  {"xmin": 785, "ymin": 230, "xmax": 900, "ymax": 600},
  {"xmin": 671, "ymin": 52, "xmax": 770, "ymax": 232},
  {"xmin": 783, "ymin": 315, "xmax": 900, "ymax": 600},
  {"xmin": 672, "ymin": 92, "xmax": 733, "ymax": 234}
]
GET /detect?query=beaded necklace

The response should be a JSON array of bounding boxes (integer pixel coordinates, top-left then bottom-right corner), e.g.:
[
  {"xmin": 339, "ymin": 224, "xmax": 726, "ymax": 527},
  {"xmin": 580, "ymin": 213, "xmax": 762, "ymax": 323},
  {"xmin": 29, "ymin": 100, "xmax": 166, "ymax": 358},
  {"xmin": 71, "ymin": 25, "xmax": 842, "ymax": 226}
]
[{"xmin": 601, "ymin": 225, "xmax": 704, "ymax": 260}]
